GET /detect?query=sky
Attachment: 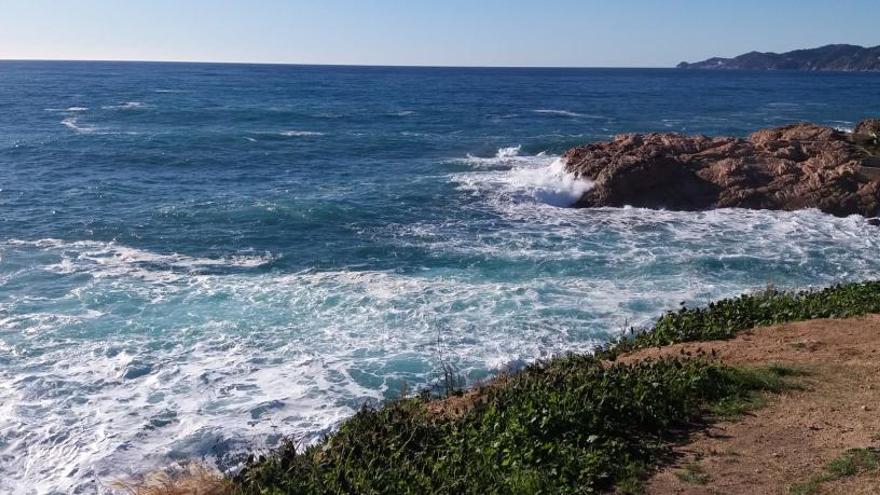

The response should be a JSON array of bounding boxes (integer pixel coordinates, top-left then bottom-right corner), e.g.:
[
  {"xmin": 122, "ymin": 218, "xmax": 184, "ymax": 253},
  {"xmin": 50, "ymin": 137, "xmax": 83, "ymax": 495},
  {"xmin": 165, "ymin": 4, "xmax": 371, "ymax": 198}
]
[{"xmin": 1, "ymin": 0, "xmax": 878, "ymax": 67}]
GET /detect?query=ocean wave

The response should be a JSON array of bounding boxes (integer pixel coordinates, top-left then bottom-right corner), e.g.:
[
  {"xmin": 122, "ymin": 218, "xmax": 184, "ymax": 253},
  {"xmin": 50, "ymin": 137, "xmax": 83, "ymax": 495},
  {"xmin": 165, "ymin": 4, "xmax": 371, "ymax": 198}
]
[
  {"xmin": 459, "ymin": 145, "xmax": 540, "ymax": 168},
  {"xmin": 45, "ymin": 106, "xmax": 89, "ymax": 113},
  {"xmin": 533, "ymin": 109, "xmax": 601, "ymax": 118},
  {"xmin": 453, "ymin": 147, "xmax": 593, "ymax": 207},
  {"xmin": 0, "ymin": 260, "xmax": 623, "ymax": 493},
  {"xmin": 827, "ymin": 120, "xmax": 855, "ymax": 133},
  {"xmin": 5, "ymin": 238, "xmax": 276, "ymax": 283},
  {"xmin": 4, "ymin": 207, "xmax": 880, "ymax": 493},
  {"xmin": 61, "ymin": 116, "xmax": 99, "ymax": 134},
  {"xmin": 101, "ymin": 101, "xmax": 146, "ymax": 110},
  {"xmin": 280, "ymin": 130, "xmax": 325, "ymax": 137}
]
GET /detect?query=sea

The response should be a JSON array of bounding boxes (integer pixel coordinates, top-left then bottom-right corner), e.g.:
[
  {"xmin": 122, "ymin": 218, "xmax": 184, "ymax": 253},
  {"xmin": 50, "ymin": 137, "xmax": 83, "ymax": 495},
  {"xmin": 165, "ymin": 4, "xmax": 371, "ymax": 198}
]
[{"xmin": 2, "ymin": 61, "xmax": 880, "ymax": 494}]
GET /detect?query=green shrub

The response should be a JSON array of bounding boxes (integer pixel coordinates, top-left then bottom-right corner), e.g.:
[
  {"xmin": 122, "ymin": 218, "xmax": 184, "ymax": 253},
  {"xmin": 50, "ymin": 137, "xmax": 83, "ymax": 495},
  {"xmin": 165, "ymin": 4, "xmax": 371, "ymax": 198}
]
[
  {"xmin": 626, "ymin": 281, "xmax": 880, "ymax": 349},
  {"xmin": 236, "ymin": 358, "xmax": 794, "ymax": 494}
]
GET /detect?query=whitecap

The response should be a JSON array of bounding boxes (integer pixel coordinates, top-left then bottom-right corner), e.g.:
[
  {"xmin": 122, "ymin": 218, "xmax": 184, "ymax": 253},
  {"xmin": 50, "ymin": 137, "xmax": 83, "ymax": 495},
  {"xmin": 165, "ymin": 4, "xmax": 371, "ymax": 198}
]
[
  {"xmin": 280, "ymin": 130, "xmax": 325, "ymax": 137},
  {"xmin": 61, "ymin": 116, "xmax": 98, "ymax": 134},
  {"xmin": 102, "ymin": 101, "xmax": 145, "ymax": 110},
  {"xmin": 459, "ymin": 145, "xmax": 541, "ymax": 168},
  {"xmin": 533, "ymin": 109, "xmax": 601, "ymax": 118},
  {"xmin": 6, "ymin": 238, "xmax": 275, "ymax": 283},
  {"xmin": 45, "ymin": 107, "xmax": 89, "ymax": 112}
]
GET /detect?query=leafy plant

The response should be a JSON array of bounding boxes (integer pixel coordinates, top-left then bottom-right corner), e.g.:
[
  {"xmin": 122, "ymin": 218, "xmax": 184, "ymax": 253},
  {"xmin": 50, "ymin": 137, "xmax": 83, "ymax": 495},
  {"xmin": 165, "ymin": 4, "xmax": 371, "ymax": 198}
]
[
  {"xmin": 235, "ymin": 359, "xmax": 797, "ymax": 494},
  {"xmin": 619, "ymin": 282, "xmax": 880, "ymax": 351}
]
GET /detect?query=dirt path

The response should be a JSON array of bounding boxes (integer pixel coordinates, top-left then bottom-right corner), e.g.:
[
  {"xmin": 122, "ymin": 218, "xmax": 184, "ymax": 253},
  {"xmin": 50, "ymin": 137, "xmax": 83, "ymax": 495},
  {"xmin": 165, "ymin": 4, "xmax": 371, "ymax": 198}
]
[{"xmin": 619, "ymin": 315, "xmax": 880, "ymax": 494}]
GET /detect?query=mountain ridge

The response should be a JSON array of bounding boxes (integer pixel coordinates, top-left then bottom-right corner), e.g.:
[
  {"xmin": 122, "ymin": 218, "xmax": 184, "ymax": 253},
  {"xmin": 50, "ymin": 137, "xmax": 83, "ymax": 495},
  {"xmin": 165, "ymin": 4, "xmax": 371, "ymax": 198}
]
[{"xmin": 678, "ymin": 44, "xmax": 880, "ymax": 71}]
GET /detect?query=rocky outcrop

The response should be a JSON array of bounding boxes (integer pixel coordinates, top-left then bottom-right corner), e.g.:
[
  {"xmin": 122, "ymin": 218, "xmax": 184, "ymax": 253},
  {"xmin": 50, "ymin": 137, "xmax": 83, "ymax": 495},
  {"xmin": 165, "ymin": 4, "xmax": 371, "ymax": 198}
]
[
  {"xmin": 854, "ymin": 120, "xmax": 880, "ymax": 159},
  {"xmin": 564, "ymin": 120, "xmax": 880, "ymax": 218},
  {"xmin": 855, "ymin": 119, "xmax": 880, "ymax": 137}
]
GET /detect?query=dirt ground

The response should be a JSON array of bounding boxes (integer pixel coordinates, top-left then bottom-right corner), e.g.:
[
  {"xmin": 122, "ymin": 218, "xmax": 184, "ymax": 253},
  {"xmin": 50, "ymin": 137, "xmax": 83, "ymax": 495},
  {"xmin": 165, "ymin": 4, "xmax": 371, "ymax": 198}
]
[{"xmin": 619, "ymin": 315, "xmax": 880, "ymax": 494}]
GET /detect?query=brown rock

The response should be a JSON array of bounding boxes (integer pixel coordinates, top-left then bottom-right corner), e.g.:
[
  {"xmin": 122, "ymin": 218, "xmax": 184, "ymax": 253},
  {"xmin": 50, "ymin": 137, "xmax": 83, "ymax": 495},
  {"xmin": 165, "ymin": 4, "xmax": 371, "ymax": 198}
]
[
  {"xmin": 854, "ymin": 119, "xmax": 880, "ymax": 137},
  {"xmin": 564, "ymin": 120, "xmax": 880, "ymax": 217}
]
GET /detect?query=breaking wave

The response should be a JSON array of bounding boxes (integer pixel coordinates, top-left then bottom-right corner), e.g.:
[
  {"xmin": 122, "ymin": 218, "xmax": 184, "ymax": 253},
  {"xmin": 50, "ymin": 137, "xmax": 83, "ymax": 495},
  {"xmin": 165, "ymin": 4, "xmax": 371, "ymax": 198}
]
[{"xmin": 454, "ymin": 146, "xmax": 593, "ymax": 207}]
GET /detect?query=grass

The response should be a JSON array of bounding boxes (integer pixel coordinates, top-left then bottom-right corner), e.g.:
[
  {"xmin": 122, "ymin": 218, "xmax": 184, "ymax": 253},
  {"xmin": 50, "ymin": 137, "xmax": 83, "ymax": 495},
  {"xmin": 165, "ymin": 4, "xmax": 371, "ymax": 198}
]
[
  {"xmin": 707, "ymin": 364, "xmax": 803, "ymax": 419},
  {"xmin": 789, "ymin": 448, "xmax": 880, "ymax": 495},
  {"xmin": 675, "ymin": 462, "xmax": 710, "ymax": 485},
  {"xmin": 129, "ymin": 281, "xmax": 880, "ymax": 494}
]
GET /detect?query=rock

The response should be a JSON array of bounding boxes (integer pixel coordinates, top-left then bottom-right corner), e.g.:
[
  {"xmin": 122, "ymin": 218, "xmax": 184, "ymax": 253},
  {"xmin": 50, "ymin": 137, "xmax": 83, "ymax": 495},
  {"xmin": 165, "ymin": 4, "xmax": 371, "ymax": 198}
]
[
  {"xmin": 564, "ymin": 120, "xmax": 880, "ymax": 218},
  {"xmin": 854, "ymin": 119, "xmax": 880, "ymax": 137}
]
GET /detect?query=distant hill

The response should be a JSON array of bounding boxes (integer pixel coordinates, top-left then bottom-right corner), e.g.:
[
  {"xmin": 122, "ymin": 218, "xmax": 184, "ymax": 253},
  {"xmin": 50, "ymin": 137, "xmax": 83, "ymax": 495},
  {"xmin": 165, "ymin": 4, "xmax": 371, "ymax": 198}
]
[{"xmin": 677, "ymin": 44, "xmax": 880, "ymax": 71}]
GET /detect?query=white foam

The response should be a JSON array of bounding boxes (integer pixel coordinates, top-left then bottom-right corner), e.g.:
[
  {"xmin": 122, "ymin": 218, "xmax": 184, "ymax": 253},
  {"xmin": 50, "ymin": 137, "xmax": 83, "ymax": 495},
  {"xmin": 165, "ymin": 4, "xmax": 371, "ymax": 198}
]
[
  {"xmin": 453, "ymin": 147, "xmax": 593, "ymax": 207},
  {"xmin": 460, "ymin": 145, "xmax": 541, "ymax": 168},
  {"xmin": 533, "ymin": 109, "xmax": 600, "ymax": 118},
  {"xmin": 102, "ymin": 101, "xmax": 145, "ymax": 110},
  {"xmin": 495, "ymin": 145, "xmax": 522, "ymax": 158},
  {"xmin": 7, "ymin": 238, "xmax": 275, "ymax": 284},
  {"xmin": 280, "ymin": 130, "xmax": 325, "ymax": 137},
  {"xmin": 45, "ymin": 106, "xmax": 89, "ymax": 113},
  {"xmin": 505, "ymin": 158, "xmax": 594, "ymax": 207},
  {"xmin": 3, "ymin": 207, "xmax": 880, "ymax": 493},
  {"xmin": 61, "ymin": 116, "xmax": 99, "ymax": 134}
]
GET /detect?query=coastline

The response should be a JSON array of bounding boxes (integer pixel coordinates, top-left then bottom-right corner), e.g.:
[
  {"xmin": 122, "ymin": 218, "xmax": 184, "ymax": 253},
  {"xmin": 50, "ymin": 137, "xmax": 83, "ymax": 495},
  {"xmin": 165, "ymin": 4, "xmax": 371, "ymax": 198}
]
[{"xmin": 123, "ymin": 282, "xmax": 880, "ymax": 494}]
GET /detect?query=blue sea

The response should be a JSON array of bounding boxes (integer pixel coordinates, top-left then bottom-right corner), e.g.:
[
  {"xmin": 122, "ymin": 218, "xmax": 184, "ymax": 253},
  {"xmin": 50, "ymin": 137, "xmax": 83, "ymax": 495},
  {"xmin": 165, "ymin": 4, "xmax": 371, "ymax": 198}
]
[{"xmin": 2, "ymin": 61, "xmax": 880, "ymax": 493}]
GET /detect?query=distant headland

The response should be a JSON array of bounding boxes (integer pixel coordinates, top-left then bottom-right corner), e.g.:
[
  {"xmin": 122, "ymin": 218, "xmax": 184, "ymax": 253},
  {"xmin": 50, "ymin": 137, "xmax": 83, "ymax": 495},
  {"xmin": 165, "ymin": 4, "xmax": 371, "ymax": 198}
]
[{"xmin": 677, "ymin": 44, "xmax": 880, "ymax": 71}]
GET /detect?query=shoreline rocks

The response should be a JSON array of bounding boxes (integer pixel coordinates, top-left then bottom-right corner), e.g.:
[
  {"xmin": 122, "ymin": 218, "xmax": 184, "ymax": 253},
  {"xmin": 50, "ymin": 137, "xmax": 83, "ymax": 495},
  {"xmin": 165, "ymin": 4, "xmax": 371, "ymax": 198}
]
[{"xmin": 564, "ymin": 120, "xmax": 880, "ymax": 218}]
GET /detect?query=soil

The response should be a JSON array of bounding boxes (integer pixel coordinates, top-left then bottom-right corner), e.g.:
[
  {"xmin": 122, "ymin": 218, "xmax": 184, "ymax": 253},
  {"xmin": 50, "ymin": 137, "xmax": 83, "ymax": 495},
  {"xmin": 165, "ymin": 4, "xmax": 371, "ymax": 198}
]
[{"xmin": 620, "ymin": 315, "xmax": 880, "ymax": 494}]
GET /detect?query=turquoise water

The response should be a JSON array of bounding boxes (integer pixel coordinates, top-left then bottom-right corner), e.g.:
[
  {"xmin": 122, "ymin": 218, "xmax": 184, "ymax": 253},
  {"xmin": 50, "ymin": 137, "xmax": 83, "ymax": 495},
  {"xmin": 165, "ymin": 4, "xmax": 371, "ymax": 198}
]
[{"xmin": 2, "ymin": 62, "xmax": 880, "ymax": 493}]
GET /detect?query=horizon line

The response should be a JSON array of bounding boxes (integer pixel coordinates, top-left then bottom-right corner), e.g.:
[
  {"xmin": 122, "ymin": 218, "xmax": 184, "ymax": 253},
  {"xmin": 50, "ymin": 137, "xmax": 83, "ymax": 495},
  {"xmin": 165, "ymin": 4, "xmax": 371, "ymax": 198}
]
[{"xmin": 0, "ymin": 57, "xmax": 673, "ymax": 70}]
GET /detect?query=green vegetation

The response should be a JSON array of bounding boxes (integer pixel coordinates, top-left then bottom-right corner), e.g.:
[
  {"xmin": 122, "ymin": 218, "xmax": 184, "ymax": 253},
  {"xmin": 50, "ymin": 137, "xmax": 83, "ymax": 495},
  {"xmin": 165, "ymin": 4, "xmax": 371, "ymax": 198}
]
[
  {"xmin": 235, "ymin": 360, "xmax": 797, "ymax": 494},
  {"xmin": 675, "ymin": 463, "xmax": 710, "ymax": 485},
  {"xmin": 231, "ymin": 281, "xmax": 879, "ymax": 494},
  {"xmin": 707, "ymin": 365, "xmax": 805, "ymax": 419},
  {"xmin": 789, "ymin": 448, "xmax": 880, "ymax": 495},
  {"xmin": 617, "ymin": 282, "xmax": 880, "ymax": 351}
]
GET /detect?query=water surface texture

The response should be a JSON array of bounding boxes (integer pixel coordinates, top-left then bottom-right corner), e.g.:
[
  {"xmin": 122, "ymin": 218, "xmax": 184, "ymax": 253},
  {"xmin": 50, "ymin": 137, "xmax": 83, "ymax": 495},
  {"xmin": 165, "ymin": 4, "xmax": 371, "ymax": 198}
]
[{"xmin": 2, "ymin": 62, "xmax": 880, "ymax": 493}]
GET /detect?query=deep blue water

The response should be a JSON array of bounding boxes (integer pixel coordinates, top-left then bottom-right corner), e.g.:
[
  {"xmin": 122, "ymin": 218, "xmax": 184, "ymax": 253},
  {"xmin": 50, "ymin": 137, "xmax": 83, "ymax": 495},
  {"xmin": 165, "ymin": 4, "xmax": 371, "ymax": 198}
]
[{"xmin": 2, "ymin": 61, "xmax": 880, "ymax": 493}]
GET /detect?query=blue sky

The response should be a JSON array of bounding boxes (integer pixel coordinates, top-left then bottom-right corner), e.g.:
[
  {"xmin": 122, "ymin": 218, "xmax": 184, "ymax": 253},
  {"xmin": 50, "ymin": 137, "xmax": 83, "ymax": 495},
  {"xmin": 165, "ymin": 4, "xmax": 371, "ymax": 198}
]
[{"xmin": 1, "ymin": 0, "xmax": 878, "ymax": 67}]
